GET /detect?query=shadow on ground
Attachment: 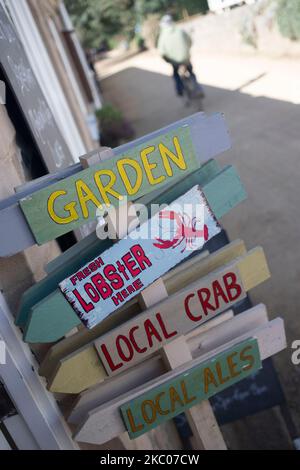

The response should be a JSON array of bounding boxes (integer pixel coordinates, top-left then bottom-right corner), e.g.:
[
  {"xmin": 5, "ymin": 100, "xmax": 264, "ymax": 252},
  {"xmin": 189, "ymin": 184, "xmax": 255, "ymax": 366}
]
[{"xmin": 101, "ymin": 67, "xmax": 300, "ymax": 449}]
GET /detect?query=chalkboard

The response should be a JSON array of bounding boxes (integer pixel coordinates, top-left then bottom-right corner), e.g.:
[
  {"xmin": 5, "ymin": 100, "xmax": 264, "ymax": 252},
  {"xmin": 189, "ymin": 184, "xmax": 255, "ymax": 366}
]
[
  {"xmin": 0, "ymin": 5, "xmax": 73, "ymax": 172},
  {"xmin": 174, "ymin": 356, "xmax": 285, "ymax": 440},
  {"xmin": 210, "ymin": 357, "xmax": 285, "ymax": 425}
]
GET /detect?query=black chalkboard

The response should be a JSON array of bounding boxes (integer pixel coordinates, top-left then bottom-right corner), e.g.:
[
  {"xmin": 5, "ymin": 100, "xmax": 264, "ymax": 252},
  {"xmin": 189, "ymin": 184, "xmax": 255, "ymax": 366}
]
[
  {"xmin": 210, "ymin": 357, "xmax": 285, "ymax": 425},
  {"xmin": 0, "ymin": 5, "xmax": 73, "ymax": 172},
  {"xmin": 211, "ymin": 295, "xmax": 285, "ymax": 424}
]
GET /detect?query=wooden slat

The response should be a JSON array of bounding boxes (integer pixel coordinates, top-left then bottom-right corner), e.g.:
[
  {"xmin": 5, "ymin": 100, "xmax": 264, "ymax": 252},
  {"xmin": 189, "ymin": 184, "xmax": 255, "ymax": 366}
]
[
  {"xmin": 39, "ymin": 238, "xmax": 245, "ymax": 380},
  {"xmin": 0, "ymin": 429, "xmax": 11, "ymax": 450},
  {"xmin": 68, "ymin": 310, "xmax": 235, "ymax": 425},
  {"xmin": 0, "ymin": 112, "xmax": 231, "ymax": 256},
  {"xmin": 3, "ymin": 415, "xmax": 39, "ymax": 450},
  {"xmin": 22, "ymin": 165, "xmax": 247, "ymax": 343},
  {"xmin": 68, "ymin": 306, "xmax": 266, "ymax": 425},
  {"xmin": 121, "ymin": 338, "xmax": 260, "ymax": 441},
  {"xmin": 161, "ymin": 336, "xmax": 227, "ymax": 450},
  {"xmin": 45, "ymin": 159, "xmax": 221, "ymax": 275},
  {"xmin": 72, "ymin": 315, "xmax": 286, "ymax": 444},
  {"xmin": 0, "ymin": 294, "xmax": 78, "ymax": 450},
  {"xmin": 16, "ymin": 159, "xmax": 220, "ymax": 330},
  {"xmin": 21, "ymin": 127, "xmax": 200, "ymax": 245},
  {"xmin": 95, "ymin": 247, "xmax": 269, "ymax": 377},
  {"xmin": 39, "ymin": 238, "xmax": 245, "ymax": 379}
]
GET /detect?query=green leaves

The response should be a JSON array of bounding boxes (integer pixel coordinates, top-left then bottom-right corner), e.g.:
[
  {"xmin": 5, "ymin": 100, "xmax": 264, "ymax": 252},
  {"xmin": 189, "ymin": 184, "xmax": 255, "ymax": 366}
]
[
  {"xmin": 64, "ymin": 0, "xmax": 209, "ymax": 49},
  {"xmin": 65, "ymin": 0, "xmax": 136, "ymax": 48},
  {"xmin": 277, "ymin": 0, "xmax": 300, "ymax": 41}
]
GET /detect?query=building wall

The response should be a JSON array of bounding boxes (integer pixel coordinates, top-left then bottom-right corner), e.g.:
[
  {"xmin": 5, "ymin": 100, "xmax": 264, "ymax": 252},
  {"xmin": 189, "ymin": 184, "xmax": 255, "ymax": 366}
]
[
  {"xmin": 0, "ymin": 0, "xmax": 100, "ymax": 314},
  {"xmin": 0, "ymin": 105, "xmax": 61, "ymax": 315},
  {"xmin": 0, "ymin": 1, "xmax": 99, "ymax": 448},
  {"xmin": 27, "ymin": 0, "xmax": 96, "ymax": 153}
]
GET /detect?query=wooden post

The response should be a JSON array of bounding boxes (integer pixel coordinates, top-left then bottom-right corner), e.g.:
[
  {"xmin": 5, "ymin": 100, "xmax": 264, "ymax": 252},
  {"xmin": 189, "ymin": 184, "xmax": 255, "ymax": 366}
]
[
  {"xmin": 76, "ymin": 147, "xmax": 114, "ymax": 241},
  {"xmin": 104, "ymin": 179, "xmax": 157, "ymax": 450},
  {"xmin": 121, "ymin": 277, "xmax": 179, "ymax": 449},
  {"xmin": 122, "ymin": 246, "xmax": 226, "ymax": 449},
  {"xmin": 162, "ymin": 337, "xmax": 227, "ymax": 450},
  {"xmin": 79, "ymin": 147, "xmax": 114, "ymax": 168},
  {"xmin": 65, "ymin": 148, "xmax": 148, "ymax": 450}
]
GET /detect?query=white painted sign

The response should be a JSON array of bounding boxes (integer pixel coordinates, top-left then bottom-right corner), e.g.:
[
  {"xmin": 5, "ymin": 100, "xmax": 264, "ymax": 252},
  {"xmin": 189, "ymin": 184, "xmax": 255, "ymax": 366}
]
[{"xmin": 59, "ymin": 186, "xmax": 221, "ymax": 329}]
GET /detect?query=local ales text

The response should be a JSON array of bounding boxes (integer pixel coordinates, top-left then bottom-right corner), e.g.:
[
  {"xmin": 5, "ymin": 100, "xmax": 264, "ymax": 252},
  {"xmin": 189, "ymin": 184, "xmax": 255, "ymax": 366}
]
[{"xmin": 121, "ymin": 338, "xmax": 261, "ymax": 438}]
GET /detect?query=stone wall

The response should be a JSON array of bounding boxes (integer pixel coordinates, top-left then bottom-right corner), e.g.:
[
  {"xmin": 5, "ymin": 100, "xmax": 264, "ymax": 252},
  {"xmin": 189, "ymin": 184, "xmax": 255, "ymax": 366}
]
[
  {"xmin": 181, "ymin": 2, "xmax": 300, "ymax": 58},
  {"xmin": 0, "ymin": 106, "xmax": 61, "ymax": 317}
]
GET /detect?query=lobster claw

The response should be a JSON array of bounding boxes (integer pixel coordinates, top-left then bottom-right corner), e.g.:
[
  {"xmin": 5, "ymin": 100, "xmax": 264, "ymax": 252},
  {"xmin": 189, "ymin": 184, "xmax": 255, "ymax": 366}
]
[
  {"xmin": 204, "ymin": 224, "xmax": 209, "ymax": 241},
  {"xmin": 153, "ymin": 238, "xmax": 178, "ymax": 249}
]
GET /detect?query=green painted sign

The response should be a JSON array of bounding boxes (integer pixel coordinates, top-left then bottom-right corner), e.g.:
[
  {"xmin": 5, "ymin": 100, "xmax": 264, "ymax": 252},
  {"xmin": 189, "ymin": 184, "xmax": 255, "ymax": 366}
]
[
  {"xmin": 20, "ymin": 127, "xmax": 198, "ymax": 244},
  {"xmin": 121, "ymin": 338, "xmax": 261, "ymax": 439}
]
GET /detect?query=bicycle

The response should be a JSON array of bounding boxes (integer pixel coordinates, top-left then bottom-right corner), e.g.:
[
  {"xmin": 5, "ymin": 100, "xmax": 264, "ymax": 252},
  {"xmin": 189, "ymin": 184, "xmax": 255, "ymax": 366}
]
[{"xmin": 179, "ymin": 64, "xmax": 205, "ymax": 110}]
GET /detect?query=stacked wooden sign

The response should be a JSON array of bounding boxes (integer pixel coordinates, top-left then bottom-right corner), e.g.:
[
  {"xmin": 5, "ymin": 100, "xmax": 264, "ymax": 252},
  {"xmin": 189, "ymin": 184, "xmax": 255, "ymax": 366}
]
[{"xmin": 0, "ymin": 112, "xmax": 286, "ymax": 449}]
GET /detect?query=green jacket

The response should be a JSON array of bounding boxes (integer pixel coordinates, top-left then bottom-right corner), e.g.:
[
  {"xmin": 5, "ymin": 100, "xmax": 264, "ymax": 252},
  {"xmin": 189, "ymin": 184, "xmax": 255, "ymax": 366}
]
[{"xmin": 158, "ymin": 25, "xmax": 192, "ymax": 64}]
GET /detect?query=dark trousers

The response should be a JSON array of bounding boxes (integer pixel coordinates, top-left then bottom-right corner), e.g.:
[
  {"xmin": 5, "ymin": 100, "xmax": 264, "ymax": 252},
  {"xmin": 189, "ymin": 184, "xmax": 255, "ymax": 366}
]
[{"xmin": 172, "ymin": 62, "xmax": 196, "ymax": 96}]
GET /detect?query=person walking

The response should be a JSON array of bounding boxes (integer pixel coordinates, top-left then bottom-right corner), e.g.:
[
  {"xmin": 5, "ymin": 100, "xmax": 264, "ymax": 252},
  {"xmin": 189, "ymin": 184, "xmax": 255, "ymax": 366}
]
[{"xmin": 157, "ymin": 14, "xmax": 201, "ymax": 98}]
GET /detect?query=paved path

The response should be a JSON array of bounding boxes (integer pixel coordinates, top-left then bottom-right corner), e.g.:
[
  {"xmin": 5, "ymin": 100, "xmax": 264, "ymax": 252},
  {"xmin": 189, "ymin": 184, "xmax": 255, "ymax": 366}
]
[{"xmin": 96, "ymin": 44, "xmax": 300, "ymax": 442}]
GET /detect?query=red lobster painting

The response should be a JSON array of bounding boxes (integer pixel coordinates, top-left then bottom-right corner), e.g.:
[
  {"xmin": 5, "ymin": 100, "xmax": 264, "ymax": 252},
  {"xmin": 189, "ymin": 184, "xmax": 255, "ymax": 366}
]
[{"xmin": 153, "ymin": 210, "xmax": 209, "ymax": 253}]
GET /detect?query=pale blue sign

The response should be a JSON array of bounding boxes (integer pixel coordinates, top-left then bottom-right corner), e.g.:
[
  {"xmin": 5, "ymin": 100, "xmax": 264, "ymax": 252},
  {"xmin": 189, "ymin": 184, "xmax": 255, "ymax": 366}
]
[{"xmin": 59, "ymin": 186, "xmax": 221, "ymax": 329}]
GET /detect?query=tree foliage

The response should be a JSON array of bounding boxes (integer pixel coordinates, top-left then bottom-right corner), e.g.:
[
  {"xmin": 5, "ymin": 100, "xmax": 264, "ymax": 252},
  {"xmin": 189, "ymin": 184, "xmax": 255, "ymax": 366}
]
[
  {"xmin": 277, "ymin": 0, "xmax": 300, "ymax": 40},
  {"xmin": 135, "ymin": 0, "xmax": 173, "ymax": 18},
  {"xmin": 64, "ymin": 0, "xmax": 208, "ymax": 49},
  {"xmin": 65, "ymin": 0, "xmax": 136, "ymax": 48}
]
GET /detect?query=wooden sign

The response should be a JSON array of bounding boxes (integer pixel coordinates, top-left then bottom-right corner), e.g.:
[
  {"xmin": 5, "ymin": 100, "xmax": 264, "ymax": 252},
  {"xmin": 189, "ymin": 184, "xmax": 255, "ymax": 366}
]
[
  {"xmin": 16, "ymin": 158, "xmax": 221, "ymax": 331},
  {"xmin": 120, "ymin": 338, "xmax": 261, "ymax": 439},
  {"xmin": 0, "ymin": 113, "xmax": 231, "ymax": 256},
  {"xmin": 68, "ymin": 306, "xmax": 280, "ymax": 426},
  {"xmin": 95, "ymin": 265, "xmax": 247, "ymax": 375},
  {"xmin": 45, "ymin": 246, "xmax": 269, "ymax": 394},
  {"xmin": 45, "ymin": 158, "xmax": 222, "ymax": 275},
  {"xmin": 20, "ymin": 127, "xmax": 199, "ymax": 245},
  {"xmin": 73, "ymin": 313, "xmax": 286, "ymax": 445},
  {"xmin": 20, "ymin": 165, "xmax": 247, "ymax": 343},
  {"xmin": 60, "ymin": 185, "xmax": 221, "ymax": 329},
  {"xmin": 39, "ymin": 239, "xmax": 246, "ymax": 382}
]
